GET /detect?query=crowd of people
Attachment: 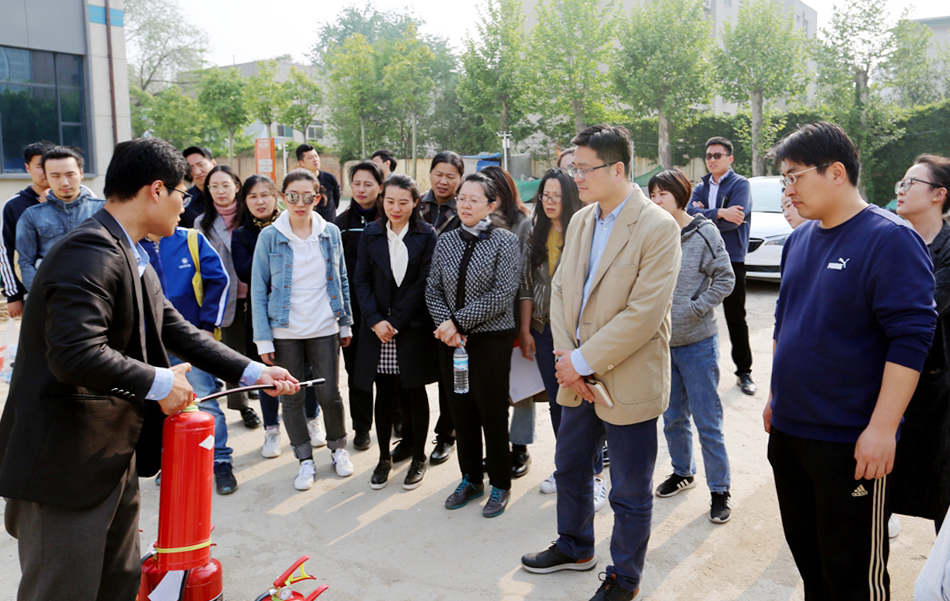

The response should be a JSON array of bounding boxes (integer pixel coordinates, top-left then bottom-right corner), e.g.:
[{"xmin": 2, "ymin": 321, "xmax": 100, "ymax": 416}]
[{"xmin": 0, "ymin": 122, "xmax": 948, "ymax": 600}]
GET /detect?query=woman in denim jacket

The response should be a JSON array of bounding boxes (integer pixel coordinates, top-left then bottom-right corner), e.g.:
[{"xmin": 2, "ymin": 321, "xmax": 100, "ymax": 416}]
[{"xmin": 251, "ymin": 169, "xmax": 354, "ymax": 491}]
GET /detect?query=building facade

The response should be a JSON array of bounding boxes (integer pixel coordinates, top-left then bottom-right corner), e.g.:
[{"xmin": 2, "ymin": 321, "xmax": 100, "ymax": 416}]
[{"xmin": 0, "ymin": 0, "xmax": 130, "ymax": 201}]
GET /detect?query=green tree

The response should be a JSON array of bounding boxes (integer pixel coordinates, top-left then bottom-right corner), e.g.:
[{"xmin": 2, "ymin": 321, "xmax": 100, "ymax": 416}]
[
  {"xmin": 811, "ymin": 0, "xmax": 902, "ymax": 198},
  {"xmin": 880, "ymin": 19, "xmax": 950, "ymax": 108},
  {"xmin": 327, "ymin": 34, "xmax": 377, "ymax": 158},
  {"xmin": 715, "ymin": 0, "xmax": 807, "ymax": 175},
  {"xmin": 124, "ymin": 0, "xmax": 207, "ymax": 94},
  {"xmin": 613, "ymin": 0, "xmax": 712, "ymax": 169},
  {"xmin": 383, "ymin": 25, "xmax": 435, "ymax": 178},
  {"xmin": 246, "ymin": 60, "xmax": 288, "ymax": 138},
  {"xmin": 529, "ymin": 0, "xmax": 618, "ymax": 141},
  {"xmin": 147, "ymin": 87, "xmax": 210, "ymax": 151},
  {"xmin": 457, "ymin": 0, "xmax": 529, "ymax": 148},
  {"xmin": 309, "ymin": 3, "xmax": 416, "ymax": 67},
  {"xmin": 279, "ymin": 68, "xmax": 323, "ymax": 141},
  {"xmin": 198, "ymin": 68, "xmax": 249, "ymax": 162}
]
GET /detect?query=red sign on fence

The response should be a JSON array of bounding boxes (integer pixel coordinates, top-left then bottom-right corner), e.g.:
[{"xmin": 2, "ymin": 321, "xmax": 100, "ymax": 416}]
[{"xmin": 255, "ymin": 138, "xmax": 276, "ymax": 181}]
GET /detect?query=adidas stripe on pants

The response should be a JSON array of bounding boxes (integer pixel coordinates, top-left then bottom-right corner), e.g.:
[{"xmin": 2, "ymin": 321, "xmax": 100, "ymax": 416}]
[{"xmin": 768, "ymin": 427, "xmax": 890, "ymax": 601}]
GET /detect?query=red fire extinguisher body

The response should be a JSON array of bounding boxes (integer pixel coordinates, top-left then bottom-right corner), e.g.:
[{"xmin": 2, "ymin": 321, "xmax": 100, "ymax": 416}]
[{"xmin": 156, "ymin": 405, "xmax": 215, "ymax": 571}]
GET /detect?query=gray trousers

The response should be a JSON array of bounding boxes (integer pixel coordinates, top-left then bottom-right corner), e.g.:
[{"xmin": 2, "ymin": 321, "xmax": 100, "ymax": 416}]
[
  {"xmin": 5, "ymin": 462, "xmax": 140, "ymax": 601},
  {"xmin": 274, "ymin": 334, "xmax": 347, "ymax": 459}
]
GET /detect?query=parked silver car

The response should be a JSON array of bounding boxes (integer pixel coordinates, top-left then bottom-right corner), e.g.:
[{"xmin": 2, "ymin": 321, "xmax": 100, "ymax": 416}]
[{"xmin": 745, "ymin": 176, "xmax": 791, "ymax": 282}]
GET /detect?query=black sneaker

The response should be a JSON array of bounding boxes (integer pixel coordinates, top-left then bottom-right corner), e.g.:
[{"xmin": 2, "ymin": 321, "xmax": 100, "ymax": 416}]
[
  {"xmin": 738, "ymin": 374, "xmax": 757, "ymax": 395},
  {"xmin": 710, "ymin": 491, "xmax": 732, "ymax": 523},
  {"xmin": 512, "ymin": 450, "xmax": 531, "ymax": 479},
  {"xmin": 429, "ymin": 437, "xmax": 455, "ymax": 465},
  {"xmin": 521, "ymin": 542, "xmax": 597, "ymax": 574},
  {"xmin": 403, "ymin": 459, "xmax": 428, "ymax": 490},
  {"xmin": 444, "ymin": 476, "xmax": 484, "ymax": 509},
  {"xmin": 214, "ymin": 463, "xmax": 238, "ymax": 495},
  {"xmin": 353, "ymin": 431, "xmax": 372, "ymax": 451},
  {"xmin": 655, "ymin": 473, "xmax": 696, "ymax": 498},
  {"xmin": 483, "ymin": 487, "xmax": 511, "ymax": 518},
  {"xmin": 370, "ymin": 460, "xmax": 392, "ymax": 490},
  {"xmin": 590, "ymin": 573, "xmax": 639, "ymax": 601},
  {"xmin": 240, "ymin": 407, "xmax": 261, "ymax": 429},
  {"xmin": 391, "ymin": 441, "xmax": 414, "ymax": 463}
]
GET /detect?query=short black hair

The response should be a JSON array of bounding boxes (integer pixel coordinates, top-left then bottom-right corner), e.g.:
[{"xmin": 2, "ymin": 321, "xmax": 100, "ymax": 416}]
[
  {"xmin": 914, "ymin": 154, "xmax": 950, "ymax": 213},
  {"xmin": 705, "ymin": 137, "xmax": 734, "ymax": 155},
  {"xmin": 648, "ymin": 168, "xmax": 693, "ymax": 210},
  {"xmin": 41, "ymin": 146, "xmax": 85, "ymax": 171},
  {"xmin": 571, "ymin": 125, "xmax": 632, "ymax": 177},
  {"xmin": 296, "ymin": 143, "xmax": 316, "ymax": 162},
  {"xmin": 104, "ymin": 138, "xmax": 190, "ymax": 203},
  {"xmin": 23, "ymin": 141, "xmax": 55, "ymax": 165},
  {"xmin": 769, "ymin": 122, "xmax": 860, "ymax": 187},
  {"xmin": 459, "ymin": 172, "xmax": 498, "ymax": 204},
  {"xmin": 182, "ymin": 146, "xmax": 213, "ymax": 161},
  {"xmin": 430, "ymin": 151, "xmax": 464, "ymax": 177},
  {"xmin": 372, "ymin": 149, "xmax": 397, "ymax": 171}
]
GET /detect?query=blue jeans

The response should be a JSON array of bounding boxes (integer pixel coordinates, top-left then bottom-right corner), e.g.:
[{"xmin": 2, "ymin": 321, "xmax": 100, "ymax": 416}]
[
  {"xmin": 664, "ymin": 334, "xmax": 730, "ymax": 493},
  {"xmin": 555, "ymin": 400, "xmax": 657, "ymax": 591},
  {"xmin": 534, "ymin": 323, "xmax": 604, "ymax": 473},
  {"xmin": 168, "ymin": 355, "xmax": 232, "ymax": 465}
]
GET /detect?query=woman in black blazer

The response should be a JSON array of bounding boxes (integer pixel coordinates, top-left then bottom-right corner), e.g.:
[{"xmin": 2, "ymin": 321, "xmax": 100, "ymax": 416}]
[{"xmin": 354, "ymin": 174, "xmax": 439, "ymax": 490}]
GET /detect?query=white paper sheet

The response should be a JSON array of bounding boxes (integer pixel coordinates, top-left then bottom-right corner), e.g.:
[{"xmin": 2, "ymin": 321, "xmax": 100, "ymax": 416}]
[{"xmin": 509, "ymin": 347, "xmax": 545, "ymax": 402}]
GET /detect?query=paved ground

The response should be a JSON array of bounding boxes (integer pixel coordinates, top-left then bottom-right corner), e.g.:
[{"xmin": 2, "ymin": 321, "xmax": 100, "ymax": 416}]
[{"xmin": 0, "ymin": 281, "xmax": 939, "ymax": 600}]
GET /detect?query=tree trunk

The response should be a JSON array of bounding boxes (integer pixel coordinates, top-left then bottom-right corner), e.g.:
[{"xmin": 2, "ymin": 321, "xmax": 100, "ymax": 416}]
[
  {"xmin": 411, "ymin": 110, "xmax": 418, "ymax": 180},
  {"xmin": 500, "ymin": 100, "xmax": 509, "ymax": 133},
  {"xmin": 228, "ymin": 130, "xmax": 234, "ymax": 163},
  {"xmin": 750, "ymin": 88, "xmax": 764, "ymax": 177},
  {"xmin": 658, "ymin": 108, "xmax": 672, "ymax": 170},
  {"xmin": 572, "ymin": 99, "xmax": 586, "ymax": 136},
  {"xmin": 360, "ymin": 116, "xmax": 367, "ymax": 158}
]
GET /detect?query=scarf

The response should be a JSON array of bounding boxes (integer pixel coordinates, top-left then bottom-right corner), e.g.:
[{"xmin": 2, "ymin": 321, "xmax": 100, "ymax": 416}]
[
  {"xmin": 387, "ymin": 221, "xmax": 410, "ymax": 287},
  {"xmin": 252, "ymin": 210, "xmax": 279, "ymax": 231},
  {"xmin": 216, "ymin": 201, "xmax": 239, "ymax": 232},
  {"xmin": 460, "ymin": 217, "xmax": 492, "ymax": 238}
]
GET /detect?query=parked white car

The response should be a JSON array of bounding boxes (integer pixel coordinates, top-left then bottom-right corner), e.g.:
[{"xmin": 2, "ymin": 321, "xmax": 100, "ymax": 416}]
[{"xmin": 745, "ymin": 176, "xmax": 791, "ymax": 282}]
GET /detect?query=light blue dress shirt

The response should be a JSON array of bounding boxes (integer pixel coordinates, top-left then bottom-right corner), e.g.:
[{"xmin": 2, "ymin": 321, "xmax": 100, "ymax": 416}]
[
  {"xmin": 114, "ymin": 221, "xmax": 263, "ymax": 401},
  {"xmin": 571, "ymin": 193, "xmax": 632, "ymax": 376}
]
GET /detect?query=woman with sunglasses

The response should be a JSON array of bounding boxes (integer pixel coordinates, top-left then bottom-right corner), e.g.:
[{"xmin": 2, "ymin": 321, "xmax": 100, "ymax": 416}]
[
  {"xmin": 426, "ymin": 172, "xmax": 522, "ymax": 518},
  {"xmin": 251, "ymin": 169, "xmax": 354, "ymax": 491},
  {"xmin": 891, "ymin": 154, "xmax": 950, "ymax": 535},
  {"xmin": 197, "ymin": 165, "xmax": 261, "ymax": 429}
]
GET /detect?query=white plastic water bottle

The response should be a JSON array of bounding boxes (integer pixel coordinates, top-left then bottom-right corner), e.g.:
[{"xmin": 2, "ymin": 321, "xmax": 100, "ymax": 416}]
[{"xmin": 453, "ymin": 344, "xmax": 469, "ymax": 394}]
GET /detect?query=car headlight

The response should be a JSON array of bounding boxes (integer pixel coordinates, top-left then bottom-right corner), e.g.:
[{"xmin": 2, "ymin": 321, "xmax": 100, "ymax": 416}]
[{"xmin": 762, "ymin": 235, "xmax": 788, "ymax": 247}]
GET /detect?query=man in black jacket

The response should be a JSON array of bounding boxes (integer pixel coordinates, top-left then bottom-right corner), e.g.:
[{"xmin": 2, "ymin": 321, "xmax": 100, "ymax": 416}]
[
  {"xmin": 0, "ymin": 140, "xmax": 54, "ymax": 316},
  {"xmin": 0, "ymin": 138, "xmax": 298, "ymax": 600}
]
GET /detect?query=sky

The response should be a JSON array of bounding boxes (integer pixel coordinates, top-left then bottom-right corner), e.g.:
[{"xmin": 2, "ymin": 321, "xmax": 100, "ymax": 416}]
[{"xmin": 181, "ymin": 0, "xmax": 950, "ymax": 68}]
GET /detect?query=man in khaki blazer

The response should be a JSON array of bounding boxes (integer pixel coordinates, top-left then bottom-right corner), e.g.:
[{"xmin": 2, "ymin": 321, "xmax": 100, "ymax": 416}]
[{"xmin": 522, "ymin": 125, "xmax": 681, "ymax": 601}]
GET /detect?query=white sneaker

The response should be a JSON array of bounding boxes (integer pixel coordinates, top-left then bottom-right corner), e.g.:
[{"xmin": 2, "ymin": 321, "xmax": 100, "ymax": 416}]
[
  {"xmin": 593, "ymin": 476, "xmax": 608, "ymax": 512},
  {"xmin": 294, "ymin": 459, "xmax": 316, "ymax": 491},
  {"xmin": 308, "ymin": 418, "xmax": 327, "ymax": 448},
  {"xmin": 331, "ymin": 448, "xmax": 354, "ymax": 477},
  {"xmin": 540, "ymin": 472, "xmax": 557, "ymax": 494},
  {"xmin": 261, "ymin": 426, "xmax": 281, "ymax": 458},
  {"xmin": 888, "ymin": 513, "xmax": 900, "ymax": 539}
]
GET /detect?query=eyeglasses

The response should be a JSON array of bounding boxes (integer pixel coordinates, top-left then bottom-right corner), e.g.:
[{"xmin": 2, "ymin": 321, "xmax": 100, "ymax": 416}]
[
  {"xmin": 780, "ymin": 164, "xmax": 830, "ymax": 190},
  {"xmin": 285, "ymin": 192, "xmax": 318, "ymax": 205},
  {"xmin": 705, "ymin": 152, "xmax": 730, "ymax": 161},
  {"xmin": 540, "ymin": 193, "xmax": 562, "ymax": 204},
  {"xmin": 895, "ymin": 177, "xmax": 940, "ymax": 195},
  {"xmin": 164, "ymin": 184, "xmax": 193, "ymax": 205},
  {"xmin": 456, "ymin": 197, "xmax": 489, "ymax": 207},
  {"xmin": 568, "ymin": 163, "xmax": 613, "ymax": 180}
]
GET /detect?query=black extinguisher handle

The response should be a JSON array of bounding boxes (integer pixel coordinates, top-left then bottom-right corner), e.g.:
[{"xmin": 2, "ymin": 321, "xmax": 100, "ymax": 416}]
[{"xmin": 195, "ymin": 378, "xmax": 325, "ymax": 404}]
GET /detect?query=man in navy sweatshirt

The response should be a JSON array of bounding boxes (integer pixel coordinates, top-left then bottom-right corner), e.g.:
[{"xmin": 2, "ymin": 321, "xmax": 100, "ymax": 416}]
[
  {"xmin": 0, "ymin": 141, "xmax": 54, "ymax": 316},
  {"xmin": 687, "ymin": 137, "xmax": 756, "ymax": 396},
  {"xmin": 765, "ymin": 122, "xmax": 936, "ymax": 600}
]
